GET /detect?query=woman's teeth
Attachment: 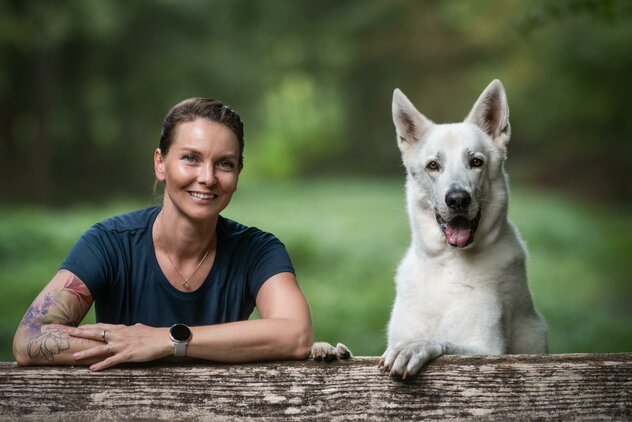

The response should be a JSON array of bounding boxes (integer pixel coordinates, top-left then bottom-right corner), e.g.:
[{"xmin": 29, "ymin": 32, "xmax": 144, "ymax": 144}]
[{"xmin": 190, "ymin": 192, "xmax": 215, "ymax": 200}]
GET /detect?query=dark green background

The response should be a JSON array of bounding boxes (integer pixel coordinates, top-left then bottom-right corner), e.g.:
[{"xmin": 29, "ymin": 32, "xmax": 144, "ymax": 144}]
[{"xmin": 1, "ymin": 0, "xmax": 630, "ymax": 360}]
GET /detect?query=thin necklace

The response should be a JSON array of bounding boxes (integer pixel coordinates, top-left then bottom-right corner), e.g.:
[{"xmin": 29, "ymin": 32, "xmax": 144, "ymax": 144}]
[{"xmin": 156, "ymin": 216, "xmax": 211, "ymax": 290}]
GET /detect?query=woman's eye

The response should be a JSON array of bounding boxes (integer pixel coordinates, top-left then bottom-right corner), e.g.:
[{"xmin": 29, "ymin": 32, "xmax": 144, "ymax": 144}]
[
  {"xmin": 470, "ymin": 158, "xmax": 484, "ymax": 168},
  {"xmin": 426, "ymin": 161, "xmax": 440, "ymax": 171},
  {"xmin": 183, "ymin": 154, "xmax": 198, "ymax": 163},
  {"xmin": 218, "ymin": 160, "xmax": 235, "ymax": 170}
]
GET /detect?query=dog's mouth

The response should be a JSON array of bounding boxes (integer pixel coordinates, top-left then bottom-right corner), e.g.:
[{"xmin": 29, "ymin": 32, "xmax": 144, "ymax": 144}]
[{"xmin": 435, "ymin": 212, "xmax": 481, "ymax": 248}]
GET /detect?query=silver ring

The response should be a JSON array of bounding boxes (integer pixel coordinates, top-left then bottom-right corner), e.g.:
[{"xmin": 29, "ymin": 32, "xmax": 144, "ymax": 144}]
[{"xmin": 101, "ymin": 329, "xmax": 107, "ymax": 342}]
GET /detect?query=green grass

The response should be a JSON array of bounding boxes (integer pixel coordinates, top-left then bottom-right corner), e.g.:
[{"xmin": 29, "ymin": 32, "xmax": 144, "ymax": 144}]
[{"xmin": 1, "ymin": 179, "xmax": 630, "ymax": 361}]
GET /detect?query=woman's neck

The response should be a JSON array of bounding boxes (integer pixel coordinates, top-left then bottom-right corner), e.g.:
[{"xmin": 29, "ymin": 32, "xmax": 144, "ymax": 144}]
[{"xmin": 155, "ymin": 205, "xmax": 218, "ymax": 260}]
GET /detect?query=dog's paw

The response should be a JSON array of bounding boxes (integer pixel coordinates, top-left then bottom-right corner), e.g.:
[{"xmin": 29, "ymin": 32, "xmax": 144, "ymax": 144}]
[
  {"xmin": 379, "ymin": 341, "xmax": 444, "ymax": 379},
  {"xmin": 311, "ymin": 342, "xmax": 352, "ymax": 361}
]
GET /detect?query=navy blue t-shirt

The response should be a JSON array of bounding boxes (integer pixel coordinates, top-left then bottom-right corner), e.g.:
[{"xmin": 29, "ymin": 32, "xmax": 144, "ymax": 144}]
[{"xmin": 60, "ymin": 207, "xmax": 295, "ymax": 327}]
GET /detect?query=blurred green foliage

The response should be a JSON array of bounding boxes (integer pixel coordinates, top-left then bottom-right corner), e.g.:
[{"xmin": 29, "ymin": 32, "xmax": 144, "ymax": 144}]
[
  {"xmin": 0, "ymin": 0, "xmax": 630, "ymax": 361},
  {"xmin": 0, "ymin": 0, "xmax": 631, "ymax": 203},
  {"xmin": 1, "ymin": 181, "xmax": 631, "ymax": 360}
]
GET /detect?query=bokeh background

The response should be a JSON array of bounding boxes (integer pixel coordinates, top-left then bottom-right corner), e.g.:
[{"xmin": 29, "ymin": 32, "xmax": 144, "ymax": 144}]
[{"xmin": 1, "ymin": 0, "xmax": 631, "ymax": 361}]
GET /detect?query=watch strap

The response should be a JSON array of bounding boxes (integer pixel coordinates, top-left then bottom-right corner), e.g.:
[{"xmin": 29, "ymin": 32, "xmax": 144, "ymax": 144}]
[{"xmin": 174, "ymin": 341, "xmax": 187, "ymax": 357}]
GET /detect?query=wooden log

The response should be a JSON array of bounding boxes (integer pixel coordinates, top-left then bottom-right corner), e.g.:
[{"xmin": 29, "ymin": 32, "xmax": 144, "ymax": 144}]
[{"xmin": 1, "ymin": 354, "xmax": 631, "ymax": 420}]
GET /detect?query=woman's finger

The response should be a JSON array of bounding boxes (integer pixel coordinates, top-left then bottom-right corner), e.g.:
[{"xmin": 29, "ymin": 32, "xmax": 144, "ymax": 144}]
[
  {"xmin": 64, "ymin": 326, "xmax": 104, "ymax": 341},
  {"xmin": 74, "ymin": 323, "xmax": 117, "ymax": 332},
  {"xmin": 73, "ymin": 343, "xmax": 112, "ymax": 361},
  {"xmin": 66, "ymin": 324, "xmax": 119, "ymax": 341},
  {"xmin": 89, "ymin": 352, "xmax": 122, "ymax": 371}
]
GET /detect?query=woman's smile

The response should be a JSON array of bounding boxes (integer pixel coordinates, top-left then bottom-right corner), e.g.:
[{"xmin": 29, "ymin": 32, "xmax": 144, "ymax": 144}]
[{"xmin": 188, "ymin": 191, "xmax": 218, "ymax": 201}]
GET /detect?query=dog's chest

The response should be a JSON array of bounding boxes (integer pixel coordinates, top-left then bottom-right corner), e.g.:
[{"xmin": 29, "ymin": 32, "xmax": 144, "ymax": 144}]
[
  {"xmin": 404, "ymin": 252, "xmax": 499, "ymax": 289},
  {"xmin": 394, "ymin": 253, "xmax": 504, "ymax": 336}
]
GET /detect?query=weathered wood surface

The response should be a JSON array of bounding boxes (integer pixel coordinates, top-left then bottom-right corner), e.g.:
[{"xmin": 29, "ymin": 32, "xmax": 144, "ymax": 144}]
[{"xmin": 1, "ymin": 354, "xmax": 631, "ymax": 420}]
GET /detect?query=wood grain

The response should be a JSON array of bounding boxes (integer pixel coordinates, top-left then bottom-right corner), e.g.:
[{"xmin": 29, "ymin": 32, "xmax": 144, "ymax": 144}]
[{"xmin": 1, "ymin": 354, "xmax": 631, "ymax": 420}]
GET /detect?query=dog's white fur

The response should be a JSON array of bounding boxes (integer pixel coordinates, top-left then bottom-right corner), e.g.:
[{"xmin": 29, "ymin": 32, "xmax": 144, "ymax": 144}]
[{"xmin": 382, "ymin": 80, "xmax": 547, "ymax": 378}]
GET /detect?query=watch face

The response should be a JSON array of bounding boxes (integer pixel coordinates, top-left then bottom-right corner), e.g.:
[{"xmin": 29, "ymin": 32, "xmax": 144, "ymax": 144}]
[{"xmin": 170, "ymin": 324, "xmax": 191, "ymax": 342}]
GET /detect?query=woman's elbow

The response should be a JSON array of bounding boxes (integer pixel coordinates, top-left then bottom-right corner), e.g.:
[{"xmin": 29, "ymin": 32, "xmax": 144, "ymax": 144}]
[
  {"xmin": 291, "ymin": 342, "xmax": 312, "ymax": 361},
  {"xmin": 289, "ymin": 324, "xmax": 314, "ymax": 360},
  {"xmin": 12, "ymin": 325, "xmax": 41, "ymax": 366},
  {"xmin": 14, "ymin": 353, "xmax": 32, "ymax": 367},
  {"xmin": 12, "ymin": 339, "xmax": 32, "ymax": 366}
]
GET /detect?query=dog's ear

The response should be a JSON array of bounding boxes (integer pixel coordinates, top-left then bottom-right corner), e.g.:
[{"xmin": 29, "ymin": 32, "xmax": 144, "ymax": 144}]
[
  {"xmin": 392, "ymin": 88, "xmax": 433, "ymax": 152},
  {"xmin": 465, "ymin": 79, "xmax": 511, "ymax": 153}
]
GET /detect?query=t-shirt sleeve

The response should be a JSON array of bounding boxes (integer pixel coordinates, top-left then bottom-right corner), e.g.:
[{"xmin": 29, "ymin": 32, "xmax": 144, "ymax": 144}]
[
  {"xmin": 248, "ymin": 232, "xmax": 295, "ymax": 299},
  {"xmin": 59, "ymin": 225, "xmax": 115, "ymax": 299}
]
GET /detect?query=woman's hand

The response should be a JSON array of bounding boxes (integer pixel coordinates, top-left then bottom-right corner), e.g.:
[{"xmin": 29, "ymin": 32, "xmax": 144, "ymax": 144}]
[{"xmin": 66, "ymin": 323, "xmax": 172, "ymax": 371}]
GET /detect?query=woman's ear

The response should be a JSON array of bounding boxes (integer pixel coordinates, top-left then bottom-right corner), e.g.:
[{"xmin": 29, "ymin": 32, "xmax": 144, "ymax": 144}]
[{"xmin": 154, "ymin": 148, "xmax": 166, "ymax": 182}]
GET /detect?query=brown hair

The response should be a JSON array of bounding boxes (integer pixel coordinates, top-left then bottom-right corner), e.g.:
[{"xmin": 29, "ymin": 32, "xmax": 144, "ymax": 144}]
[{"xmin": 159, "ymin": 97, "xmax": 244, "ymax": 167}]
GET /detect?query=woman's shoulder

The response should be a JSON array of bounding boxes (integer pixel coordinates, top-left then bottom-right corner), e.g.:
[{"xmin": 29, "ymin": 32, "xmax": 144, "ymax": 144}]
[
  {"xmin": 218, "ymin": 215, "xmax": 280, "ymax": 244},
  {"xmin": 93, "ymin": 206, "xmax": 160, "ymax": 234},
  {"xmin": 217, "ymin": 216, "xmax": 293, "ymax": 277}
]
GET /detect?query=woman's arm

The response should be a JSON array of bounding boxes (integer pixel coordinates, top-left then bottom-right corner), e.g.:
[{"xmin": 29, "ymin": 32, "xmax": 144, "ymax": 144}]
[
  {"xmin": 68, "ymin": 272, "xmax": 314, "ymax": 371},
  {"xmin": 188, "ymin": 271, "xmax": 313, "ymax": 362},
  {"xmin": 12, "ymin": 269, "xmax": 99, "ymax": 366}
]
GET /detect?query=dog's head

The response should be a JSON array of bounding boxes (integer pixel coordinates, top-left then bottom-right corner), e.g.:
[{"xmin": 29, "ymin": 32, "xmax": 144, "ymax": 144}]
[{"xmin": 392, "ymin": 80, "xmax": 511, "ymax": 249}]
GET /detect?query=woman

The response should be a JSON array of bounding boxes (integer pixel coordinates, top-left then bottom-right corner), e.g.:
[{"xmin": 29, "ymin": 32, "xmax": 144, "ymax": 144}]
[{"xmin": 12, "ymin": 98, "xmax": 315, "ymax": 371}]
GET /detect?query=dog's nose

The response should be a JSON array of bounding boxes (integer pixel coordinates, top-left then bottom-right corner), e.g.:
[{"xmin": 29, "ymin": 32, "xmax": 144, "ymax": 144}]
[{"xmin": 445, "ymin": 189, "xmax": 471, "ymax": 210}]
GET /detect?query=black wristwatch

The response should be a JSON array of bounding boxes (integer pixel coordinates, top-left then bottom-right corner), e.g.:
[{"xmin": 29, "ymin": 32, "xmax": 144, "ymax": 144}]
[{"xmin": 169, "ymin": 323, "xmax": 192, "ymax": 357}]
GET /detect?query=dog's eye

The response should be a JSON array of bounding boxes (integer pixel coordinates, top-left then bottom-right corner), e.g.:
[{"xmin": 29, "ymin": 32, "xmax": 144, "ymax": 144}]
[
  {"xmin": 426, "ymin": 161, "xmax": 440, "ymax": 171},
  {"xmin": 470, "ymin": 158, "xmax": 484, "ymax": 168}
]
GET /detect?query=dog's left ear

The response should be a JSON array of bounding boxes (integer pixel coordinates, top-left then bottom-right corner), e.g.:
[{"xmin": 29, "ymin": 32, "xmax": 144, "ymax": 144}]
[{"xmin": 465, "ymin": 79, "xmax": 511, "ymax": 153}]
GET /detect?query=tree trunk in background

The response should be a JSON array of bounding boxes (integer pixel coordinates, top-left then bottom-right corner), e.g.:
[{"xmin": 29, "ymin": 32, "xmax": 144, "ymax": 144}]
[{"xmin": 28, "ymin": 47, "xmax": 55, "ymax": 204}]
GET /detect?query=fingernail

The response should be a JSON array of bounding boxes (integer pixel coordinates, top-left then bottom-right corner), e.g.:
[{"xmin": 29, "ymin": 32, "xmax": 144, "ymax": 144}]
[{"xmin": 73, "ymin": 353, "xmax": 82, "ymax": 360}]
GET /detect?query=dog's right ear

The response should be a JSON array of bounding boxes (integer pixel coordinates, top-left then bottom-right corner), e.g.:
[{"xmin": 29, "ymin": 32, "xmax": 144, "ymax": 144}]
[{"xmin": 392, "ymin": 88, "xmax": 433, "ymax": 152}]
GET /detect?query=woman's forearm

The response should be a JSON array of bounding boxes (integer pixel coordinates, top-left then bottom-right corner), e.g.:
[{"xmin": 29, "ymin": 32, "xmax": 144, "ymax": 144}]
[
  {"xmin": 63, "ymin": 317, "xmax": 313, "ymax": 372},
  {"xmin": 13, "ymin": 323, "xmax": 103, "ymax": 366},
  {"xmin": 186, "ymin": 317, "xmax": 313, "ymax": 362}
]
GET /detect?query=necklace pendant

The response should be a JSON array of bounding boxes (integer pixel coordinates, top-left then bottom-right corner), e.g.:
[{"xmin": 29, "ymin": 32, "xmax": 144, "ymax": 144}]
[{"xmin": 157, "ymin": 215, "xmax": 211, "ymax": 293}]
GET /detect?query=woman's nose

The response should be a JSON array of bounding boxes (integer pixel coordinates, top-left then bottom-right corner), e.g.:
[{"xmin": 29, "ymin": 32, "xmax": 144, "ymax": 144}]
[{"xmin": 198, "ymin": 163, "xmax": 217, "ymax": 186}]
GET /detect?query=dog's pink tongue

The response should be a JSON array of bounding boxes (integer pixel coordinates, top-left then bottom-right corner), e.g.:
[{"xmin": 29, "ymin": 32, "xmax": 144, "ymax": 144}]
[{"xmin": 446, "ymin": 224, "xmax": 471, "ymax": 247}]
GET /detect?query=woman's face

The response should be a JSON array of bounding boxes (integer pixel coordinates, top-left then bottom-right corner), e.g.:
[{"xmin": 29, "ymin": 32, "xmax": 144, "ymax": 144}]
[{"xmin": 154, "ymin": 118, "xmax": 241, "ymax": 222}]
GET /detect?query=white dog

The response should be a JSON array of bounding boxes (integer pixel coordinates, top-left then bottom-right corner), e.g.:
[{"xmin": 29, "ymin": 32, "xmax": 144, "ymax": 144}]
[{"xmin": 381, "ymin": 80, "xmax": 548, "ymax": 378}]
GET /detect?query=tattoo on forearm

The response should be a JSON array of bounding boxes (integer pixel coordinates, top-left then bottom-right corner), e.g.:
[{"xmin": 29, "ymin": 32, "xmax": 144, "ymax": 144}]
[
  {"xmin": 22, "ymin": 295, "xmax": 55, "ymax": 335},
  {"xmin": 27, "ymin": 329, "xmax": 70, "ymax": 361},
  {"xmin": 21, "ymin": 273, "xmax": 93, "ymax": 335}
]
